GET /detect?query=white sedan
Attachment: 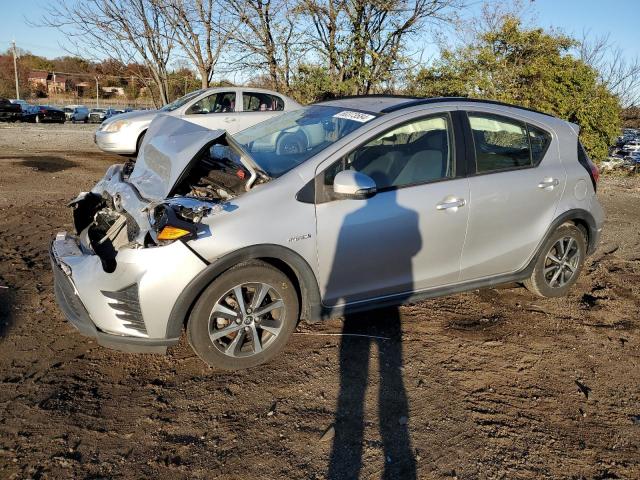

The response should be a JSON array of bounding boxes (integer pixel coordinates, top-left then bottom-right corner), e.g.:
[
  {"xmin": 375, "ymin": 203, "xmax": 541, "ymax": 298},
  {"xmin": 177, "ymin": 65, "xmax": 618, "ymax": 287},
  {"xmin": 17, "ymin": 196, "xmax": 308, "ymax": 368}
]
[{"xmin": 95, "ymin": 87, "xmax": 301, "ymax": 155}]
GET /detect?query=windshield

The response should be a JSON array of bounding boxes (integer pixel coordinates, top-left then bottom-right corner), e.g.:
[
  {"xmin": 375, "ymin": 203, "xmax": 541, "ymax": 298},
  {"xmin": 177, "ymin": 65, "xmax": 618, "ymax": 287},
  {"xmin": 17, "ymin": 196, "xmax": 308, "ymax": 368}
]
[
  {"xmin": 64, "ymin": 108, "xmax": 73, "ymax": 113},
  {"xmin": 234, "ymin": 105, "xmax": 377, "ymax": 177},
  {"xmin": 160, "ymin": 89, "xmax": 205, "ymax": 112}
]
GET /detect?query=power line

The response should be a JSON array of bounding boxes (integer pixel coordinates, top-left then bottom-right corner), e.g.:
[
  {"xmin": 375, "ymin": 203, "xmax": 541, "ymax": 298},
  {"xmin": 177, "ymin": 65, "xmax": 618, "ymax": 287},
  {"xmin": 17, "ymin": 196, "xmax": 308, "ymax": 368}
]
[
  {"xmin": 29, "ymin": 68, "xmax": 154, "ymax": 82},
  {"xmin": 28, "ymin": 68, "xmax": 198, "ymax": 83}
]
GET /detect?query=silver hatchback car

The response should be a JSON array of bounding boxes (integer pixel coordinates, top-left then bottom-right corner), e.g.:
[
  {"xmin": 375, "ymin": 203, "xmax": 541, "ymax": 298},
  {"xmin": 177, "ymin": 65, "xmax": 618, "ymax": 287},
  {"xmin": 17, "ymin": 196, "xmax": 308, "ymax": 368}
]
[{"xmin": 51, "ymin": 96, "xmax": 603, "ymax": 370}]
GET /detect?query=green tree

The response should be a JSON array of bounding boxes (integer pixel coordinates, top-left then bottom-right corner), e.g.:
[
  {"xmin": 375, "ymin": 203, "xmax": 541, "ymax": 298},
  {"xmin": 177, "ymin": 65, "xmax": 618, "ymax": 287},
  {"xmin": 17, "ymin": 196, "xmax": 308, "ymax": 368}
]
[
  {"xmin": 288, "ymin": 63, "xmax": 356, "ymax": 103},
  {"xmin": 407, "ymin": 17, "xmax": 621, "ymax": 161}
]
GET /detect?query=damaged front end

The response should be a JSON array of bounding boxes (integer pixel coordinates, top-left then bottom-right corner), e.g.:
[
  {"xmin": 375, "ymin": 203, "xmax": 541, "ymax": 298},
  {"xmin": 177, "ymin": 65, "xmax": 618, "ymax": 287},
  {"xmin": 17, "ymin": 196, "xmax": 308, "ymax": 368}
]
[
  {"xmin": 70, "ymin": 115, "xmax": 267, "ymax": 273},
  {"xmin": 50, "ymin": 115, "xmax": 268, "ymax": 349}
]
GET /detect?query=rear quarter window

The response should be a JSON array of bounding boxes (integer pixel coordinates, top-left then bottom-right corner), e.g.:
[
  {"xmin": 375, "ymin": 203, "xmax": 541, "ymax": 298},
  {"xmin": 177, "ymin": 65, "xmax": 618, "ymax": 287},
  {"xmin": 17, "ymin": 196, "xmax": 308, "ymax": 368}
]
[{"xmin": 528, "ymin": 124, "xmax": 552, "ymax": 165}]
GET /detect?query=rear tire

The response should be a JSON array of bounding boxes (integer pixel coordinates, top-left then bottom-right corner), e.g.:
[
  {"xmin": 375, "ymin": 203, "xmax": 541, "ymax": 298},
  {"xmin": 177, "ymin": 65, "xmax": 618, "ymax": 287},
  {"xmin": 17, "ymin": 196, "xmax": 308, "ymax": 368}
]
[
  {"xmin": 524, "ymin": 224, "xmax": 586, "ymax": 298},
  {"xmin": 187, "ymin": 262, "xmax": 299, "ymax": 370}
]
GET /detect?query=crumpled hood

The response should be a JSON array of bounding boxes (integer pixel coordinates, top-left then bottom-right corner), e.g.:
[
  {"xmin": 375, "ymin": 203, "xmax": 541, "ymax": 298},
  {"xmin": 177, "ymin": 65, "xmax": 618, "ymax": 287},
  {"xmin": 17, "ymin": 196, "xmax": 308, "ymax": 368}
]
[{"xmin": 129, "ymin": 114, "xmax": 225, "ymax": 201}]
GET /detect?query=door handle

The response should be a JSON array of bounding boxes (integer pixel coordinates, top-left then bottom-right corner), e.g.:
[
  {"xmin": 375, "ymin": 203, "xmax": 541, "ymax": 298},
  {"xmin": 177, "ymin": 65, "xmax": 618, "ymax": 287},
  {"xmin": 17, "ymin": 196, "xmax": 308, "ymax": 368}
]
[
  {"xmin": 436, "ymin": 198, "xmax": 466, "ymax": 210},
  {"xmin": 538, "ymin": 178, "xmax": 559, "ymax": 189}
]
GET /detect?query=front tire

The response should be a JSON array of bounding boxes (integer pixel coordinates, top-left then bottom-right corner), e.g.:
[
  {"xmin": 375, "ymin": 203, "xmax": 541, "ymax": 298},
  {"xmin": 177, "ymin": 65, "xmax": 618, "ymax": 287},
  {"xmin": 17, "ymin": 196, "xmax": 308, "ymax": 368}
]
[
  {"xmin": 524, "ymin": 223, "xmax": 586, "ymax": 298},
  {"xmin": 187, "ymin": 262, "xmax": 299, "ymax": 370}
]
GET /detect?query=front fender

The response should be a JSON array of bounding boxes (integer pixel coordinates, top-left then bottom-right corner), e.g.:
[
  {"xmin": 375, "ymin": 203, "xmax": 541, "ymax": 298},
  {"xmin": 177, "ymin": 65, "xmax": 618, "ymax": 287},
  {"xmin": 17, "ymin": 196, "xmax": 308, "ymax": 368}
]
[{"xmin": 165, "ymin": 243, "xmax": 322, "ymax": 338}]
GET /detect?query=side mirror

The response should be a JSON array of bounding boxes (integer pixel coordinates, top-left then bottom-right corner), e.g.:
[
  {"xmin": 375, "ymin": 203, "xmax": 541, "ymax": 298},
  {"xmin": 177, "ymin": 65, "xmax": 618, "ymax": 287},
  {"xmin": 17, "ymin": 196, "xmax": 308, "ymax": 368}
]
[{"xmin": 333, "ymin": 170, "xmax": 377, "ymax": 200}]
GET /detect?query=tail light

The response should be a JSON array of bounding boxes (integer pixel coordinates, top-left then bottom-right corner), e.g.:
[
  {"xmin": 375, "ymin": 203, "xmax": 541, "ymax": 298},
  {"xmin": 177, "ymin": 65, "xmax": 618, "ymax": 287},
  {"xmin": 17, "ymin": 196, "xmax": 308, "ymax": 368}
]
[
  {"xmin": 589, "ymin": 162, "xmax": 600, "ymax": 185},
  {"xmin": 577, "ymin": 141, "xmax": 599, "ymax": 192}
]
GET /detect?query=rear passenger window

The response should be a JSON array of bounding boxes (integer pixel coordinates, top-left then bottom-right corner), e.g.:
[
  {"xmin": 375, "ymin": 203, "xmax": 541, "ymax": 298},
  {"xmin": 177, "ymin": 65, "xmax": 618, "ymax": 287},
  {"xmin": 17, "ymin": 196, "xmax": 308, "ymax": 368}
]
[
  {"xmin": 469, "ymin": 113, "xmax": 530, "ymax": 172},
  {"xmin": 324, "ymin": 114, "xmax": 453, "ymax": 190},
  {"xmin": 243, "ymin": 93, "xmax": 284, "ymax": 112}
]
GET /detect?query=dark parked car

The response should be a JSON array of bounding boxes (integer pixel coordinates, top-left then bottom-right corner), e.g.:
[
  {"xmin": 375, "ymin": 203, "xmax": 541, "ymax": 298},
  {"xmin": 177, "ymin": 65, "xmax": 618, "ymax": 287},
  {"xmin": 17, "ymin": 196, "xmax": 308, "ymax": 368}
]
[
  {"xmin": 0, "ymin": 97, "xmax": 22, "ymax": 122},
  {"xmin": 88, "ymin": 108, "xmax": 117, "ymax": 123},
  {"xmin": 26, "ymin": 106, "xmax": 66, "ymax": 124}
]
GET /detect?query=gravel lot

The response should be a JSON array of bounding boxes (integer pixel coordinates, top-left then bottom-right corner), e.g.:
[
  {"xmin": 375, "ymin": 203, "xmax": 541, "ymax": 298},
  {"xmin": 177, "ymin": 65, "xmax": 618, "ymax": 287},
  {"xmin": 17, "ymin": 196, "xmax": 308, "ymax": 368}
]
[{"xmin": 0, "ymin": 122, "xmax": 639, "ymax": 479}]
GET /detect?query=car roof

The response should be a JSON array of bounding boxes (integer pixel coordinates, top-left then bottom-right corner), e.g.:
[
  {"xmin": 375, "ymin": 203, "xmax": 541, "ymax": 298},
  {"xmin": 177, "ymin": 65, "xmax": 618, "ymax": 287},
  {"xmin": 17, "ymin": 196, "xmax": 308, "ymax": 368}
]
[
  {"xmin": 316, "ymin": 95, "xmax": 556, "ymax": 119},
  {"xmin": 316, "ymin": 95, "xmax": 416, "ymax": 113}
]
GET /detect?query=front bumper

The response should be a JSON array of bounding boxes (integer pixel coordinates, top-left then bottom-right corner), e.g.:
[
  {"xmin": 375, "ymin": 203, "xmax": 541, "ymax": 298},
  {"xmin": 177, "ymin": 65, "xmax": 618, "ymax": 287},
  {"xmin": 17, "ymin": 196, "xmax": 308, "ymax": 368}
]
[{"xmin": 50, "ymin": 232, "xmax": 206, "ymax": 353}]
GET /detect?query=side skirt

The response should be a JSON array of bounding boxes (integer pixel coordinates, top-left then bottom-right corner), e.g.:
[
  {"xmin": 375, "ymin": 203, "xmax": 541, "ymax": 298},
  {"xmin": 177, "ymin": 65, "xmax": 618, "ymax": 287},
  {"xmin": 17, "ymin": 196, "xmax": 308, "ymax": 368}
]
[{"xmin": 320, "ymin": 268, "xmax": 531, "ymax": 319}]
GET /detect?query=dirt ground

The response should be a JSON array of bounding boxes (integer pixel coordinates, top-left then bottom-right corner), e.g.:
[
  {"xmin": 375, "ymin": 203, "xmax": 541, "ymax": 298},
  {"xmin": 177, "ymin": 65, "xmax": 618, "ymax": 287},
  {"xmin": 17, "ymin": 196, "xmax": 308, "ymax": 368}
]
[{"xmin": 0, "ymin": 122, "xmax": 638, "ymax": 480}]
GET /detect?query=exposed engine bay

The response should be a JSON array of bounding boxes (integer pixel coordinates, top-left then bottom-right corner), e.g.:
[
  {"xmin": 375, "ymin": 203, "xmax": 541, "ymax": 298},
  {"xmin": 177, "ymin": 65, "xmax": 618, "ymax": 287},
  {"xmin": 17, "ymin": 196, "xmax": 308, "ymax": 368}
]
[
  {"xmin": 70, "ymin": 135, "xmax": 267, "ymax": 272},
  {"xmin": 174, "ymin": 143, "xmax": 251, "ymax": 201}
]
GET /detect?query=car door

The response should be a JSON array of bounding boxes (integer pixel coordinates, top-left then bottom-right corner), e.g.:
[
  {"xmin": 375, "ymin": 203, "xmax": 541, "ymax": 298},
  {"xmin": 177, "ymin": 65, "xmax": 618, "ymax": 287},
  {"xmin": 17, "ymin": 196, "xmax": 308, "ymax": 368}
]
[
  {"xmin": 315, "ymin": 111, "xmax": 470, "ymax": 307},
  {"xmin": 182, "ymin": 91, "xmax": 241, "ymax": 132},
  {"xmin": 459, "ymin": 109, "xmax": 565, "ymax": 281},
  {"xmin": 235, "ymin": 91, "xmax": 286, "ymax": 131}
]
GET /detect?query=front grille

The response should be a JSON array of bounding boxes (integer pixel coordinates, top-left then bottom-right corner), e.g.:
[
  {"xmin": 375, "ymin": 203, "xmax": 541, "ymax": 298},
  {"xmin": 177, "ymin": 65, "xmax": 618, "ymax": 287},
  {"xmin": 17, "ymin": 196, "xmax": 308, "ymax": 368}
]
[{"xmin": 101, "ymin": 284, "xmax": 147, "ymax": 334}]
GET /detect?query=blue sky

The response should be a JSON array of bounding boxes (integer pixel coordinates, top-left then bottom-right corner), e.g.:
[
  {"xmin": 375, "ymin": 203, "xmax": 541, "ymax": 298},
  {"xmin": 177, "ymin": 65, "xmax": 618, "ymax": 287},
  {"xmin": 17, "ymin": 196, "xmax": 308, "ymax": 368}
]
[{"xmin": 0, "ymin": 0, "xmax": 637, "ymax": 63}]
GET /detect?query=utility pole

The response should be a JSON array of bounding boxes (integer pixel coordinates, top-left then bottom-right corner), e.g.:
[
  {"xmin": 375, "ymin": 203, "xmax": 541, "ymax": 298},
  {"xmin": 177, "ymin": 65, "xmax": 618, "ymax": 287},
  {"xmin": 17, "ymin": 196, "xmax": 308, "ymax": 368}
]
[
  {"xmin": 12, "ymin": 40, "xmax": 19, "ymax": 100},
  {"xmin": 95, "ymin": 77, "xmax": 99, "ymax": 108}
]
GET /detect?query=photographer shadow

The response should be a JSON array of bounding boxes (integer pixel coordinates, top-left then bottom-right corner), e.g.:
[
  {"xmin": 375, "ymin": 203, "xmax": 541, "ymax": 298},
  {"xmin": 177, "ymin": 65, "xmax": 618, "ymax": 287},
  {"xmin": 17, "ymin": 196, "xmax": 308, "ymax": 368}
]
[{"xmin": 325, "ymin": 189, "xmax": 419, "ymax": 480}]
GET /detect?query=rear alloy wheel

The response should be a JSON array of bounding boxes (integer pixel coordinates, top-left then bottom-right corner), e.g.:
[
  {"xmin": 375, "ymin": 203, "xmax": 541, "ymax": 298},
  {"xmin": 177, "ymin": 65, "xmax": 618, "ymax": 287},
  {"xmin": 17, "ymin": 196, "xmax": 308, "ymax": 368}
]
[
  {"xmin": 35, "ymin": 115, "xmax": 41, "ymax": 124},
  {"xmin": 524, "ymin": 224, "xmax": 586, "ymax": 297},
  {"xmin": 187, "ymin": 262, "xmax": 299, "ymax": 370}
]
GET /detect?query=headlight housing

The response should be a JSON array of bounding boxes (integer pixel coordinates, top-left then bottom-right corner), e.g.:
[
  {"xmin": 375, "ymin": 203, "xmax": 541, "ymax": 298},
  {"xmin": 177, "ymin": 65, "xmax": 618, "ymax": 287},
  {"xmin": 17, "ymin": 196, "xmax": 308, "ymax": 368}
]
[{"xmin": 102, "ymin": 120, "xmax": 131, "ymax": 133}]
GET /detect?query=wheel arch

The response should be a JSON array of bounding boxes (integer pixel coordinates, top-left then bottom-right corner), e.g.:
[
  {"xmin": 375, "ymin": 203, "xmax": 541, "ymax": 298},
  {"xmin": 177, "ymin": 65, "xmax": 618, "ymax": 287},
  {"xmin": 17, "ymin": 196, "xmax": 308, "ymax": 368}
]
[
  {"xmin": 135, "ymin": 129, "xmax": 147, "ymax": 154},
  {"xmin": 165, "ymin": 244, "xmax": 322, "ymax": 338},
  {"xmin": 551, "ymin": 208, "xmax": 598, "ymax": 255},
  {"xmin": 525, "ymin": 208, "xmax": 598, "ymax": 277}
]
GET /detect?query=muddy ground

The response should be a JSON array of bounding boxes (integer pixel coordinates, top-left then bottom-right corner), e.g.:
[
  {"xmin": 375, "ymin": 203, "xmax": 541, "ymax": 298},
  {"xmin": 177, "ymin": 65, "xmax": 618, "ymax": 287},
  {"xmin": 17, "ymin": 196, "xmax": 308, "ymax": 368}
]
[{"xmin": 0, "ymin": 122, "xmax": 638, "ymax": 480}]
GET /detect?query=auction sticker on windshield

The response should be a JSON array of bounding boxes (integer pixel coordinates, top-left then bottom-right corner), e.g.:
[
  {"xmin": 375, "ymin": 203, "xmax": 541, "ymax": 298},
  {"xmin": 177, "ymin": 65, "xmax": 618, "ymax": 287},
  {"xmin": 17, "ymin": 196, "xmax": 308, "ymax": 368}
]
[{"xmin": 333, "ymin": 111, "xmax": 376, "ymax": 123}]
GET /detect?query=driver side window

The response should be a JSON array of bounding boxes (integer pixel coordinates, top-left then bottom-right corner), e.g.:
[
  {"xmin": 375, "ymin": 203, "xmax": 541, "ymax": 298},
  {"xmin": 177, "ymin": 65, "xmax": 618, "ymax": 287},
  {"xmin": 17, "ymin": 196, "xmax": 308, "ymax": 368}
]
[
  {"xmin": 188, "ymin": 92, "xmax": 236, "ymax": 114},
  {"xmin": 323, "ymin": 114, "xmax": 453, "ymax": 192}
]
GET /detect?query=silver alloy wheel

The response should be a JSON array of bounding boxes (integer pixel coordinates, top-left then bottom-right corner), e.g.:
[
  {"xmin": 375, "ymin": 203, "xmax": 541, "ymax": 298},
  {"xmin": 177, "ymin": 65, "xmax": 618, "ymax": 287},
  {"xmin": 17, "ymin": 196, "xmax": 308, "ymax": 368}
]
[
  {"xmin": 208, "ymin": 282, "xmax": 285, "ymax": 358},
  {"xmin": 543, "ymin": 236, "xmax": 581, "ymax": 288}
]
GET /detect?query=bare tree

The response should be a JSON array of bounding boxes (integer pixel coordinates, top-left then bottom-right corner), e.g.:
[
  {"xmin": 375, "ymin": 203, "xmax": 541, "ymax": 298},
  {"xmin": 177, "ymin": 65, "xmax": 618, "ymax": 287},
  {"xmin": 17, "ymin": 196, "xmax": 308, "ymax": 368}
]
[
  {"xmin": 302, "ymin": 0, "xmax": 466, "ymax": 94},
  {"xmin": 451, "ymin": 0, "xmax": 536, "ymax": 44},
  {"xmin": 39, "ymin": 0, "xmax": 175, "ymax": 105},
  {"xmin": 579, "ymin": 31, "xmax": 640, "ymax": 107},
  {"xmin": 222, "ymin": 0, "xmax": 306, "ymax": 89},
  {"xmin": 153, "ymin": 0, "xmax": 231, "ymax": 89}
]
